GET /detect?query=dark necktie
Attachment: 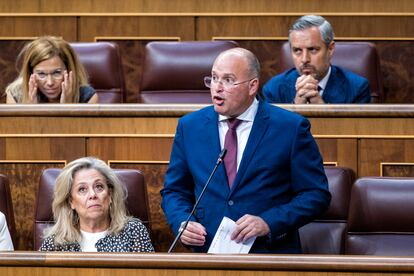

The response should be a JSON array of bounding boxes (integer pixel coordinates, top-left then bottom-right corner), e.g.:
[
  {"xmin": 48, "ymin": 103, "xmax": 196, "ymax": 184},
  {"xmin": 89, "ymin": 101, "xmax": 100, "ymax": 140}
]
[
  {"xmin": 224, "ymin": 118, "xmax": 242, "ymax": 188},
  {"xmin": 318, "ymin": 85, "xmax": 323, "ymax": 93}
]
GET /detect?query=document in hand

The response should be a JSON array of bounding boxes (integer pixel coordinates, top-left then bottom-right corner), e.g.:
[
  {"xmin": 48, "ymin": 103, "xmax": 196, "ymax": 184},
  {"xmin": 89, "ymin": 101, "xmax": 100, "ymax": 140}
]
[{"xmin": 208, "ymin": 216, "xmax": 256, "ymax": 254}]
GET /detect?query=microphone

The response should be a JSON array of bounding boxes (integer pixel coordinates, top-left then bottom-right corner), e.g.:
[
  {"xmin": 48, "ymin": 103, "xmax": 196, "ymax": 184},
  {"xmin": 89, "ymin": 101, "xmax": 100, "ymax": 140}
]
[{"xmin": 167, "ymin": 148, "xmax": 227, "ymax": 253}]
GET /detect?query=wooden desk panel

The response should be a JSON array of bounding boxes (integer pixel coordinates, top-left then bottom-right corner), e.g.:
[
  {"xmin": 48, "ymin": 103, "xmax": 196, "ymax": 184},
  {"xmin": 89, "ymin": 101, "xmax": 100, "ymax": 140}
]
[
  {"xmin": 1, "ymin": 0, "xmax": 413, "ymax": 13},
  {"xmin": 2, "ymin": 252, "xmax": 414, "ymax": 276},
  {"xmin": 198, "ymin": 16, "xmax": 414, "ymax": 39},
  {"xmin": 79, "ymin": 16, "xmax": 195, "ymax": 42},
  {"xmin": 0, "ymin": 17, "xmax": 77, "ymax": 39}
]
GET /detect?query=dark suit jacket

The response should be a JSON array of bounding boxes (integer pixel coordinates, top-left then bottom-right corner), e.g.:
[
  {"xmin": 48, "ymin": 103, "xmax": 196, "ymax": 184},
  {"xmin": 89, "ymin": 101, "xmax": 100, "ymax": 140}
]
[
  {"xmin": 161, "ymin": 101, "xmax": 331, "ymax": 253},
  {"xmin": 262, "ymin": 65, "xmax": 371, "ymax": 103}
]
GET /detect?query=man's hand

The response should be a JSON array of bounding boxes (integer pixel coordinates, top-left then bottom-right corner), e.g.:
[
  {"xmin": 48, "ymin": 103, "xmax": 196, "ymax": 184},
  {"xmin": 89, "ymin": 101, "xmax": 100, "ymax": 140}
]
[
  {"xmin": 294, "ymin": 75, "xmax": 324, "ymax": 104},
  {"xmin": 180, "ymin": 221, "xmax": 207, "ymax": 246},
  {"xmin": 231, "ymin": 214, "xmax": 270, "ymax": 243}
]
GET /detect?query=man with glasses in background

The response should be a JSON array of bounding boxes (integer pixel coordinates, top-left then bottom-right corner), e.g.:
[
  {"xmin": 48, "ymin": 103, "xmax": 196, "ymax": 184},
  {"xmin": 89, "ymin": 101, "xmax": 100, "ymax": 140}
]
[{"xmin": 161, "ymin": 47, "xmax": 331, "ymax": 253}]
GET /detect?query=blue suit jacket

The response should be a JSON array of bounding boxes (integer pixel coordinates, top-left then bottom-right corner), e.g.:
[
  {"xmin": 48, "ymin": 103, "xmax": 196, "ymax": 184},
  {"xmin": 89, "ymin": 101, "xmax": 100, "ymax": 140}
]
[
  {"xmin": 262, "ymin": 65, "xmax": 371, "ymax": 103},
  {"xmin": 161, "ymin": 101, "xmax": 331, "ymax": 253}
]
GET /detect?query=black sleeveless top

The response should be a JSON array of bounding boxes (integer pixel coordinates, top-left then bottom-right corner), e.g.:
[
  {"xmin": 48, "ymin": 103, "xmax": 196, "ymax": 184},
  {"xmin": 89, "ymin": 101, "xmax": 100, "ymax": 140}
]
[
  {"xmin": 78, "ymin": 86, "xmax": 96, "ymax": 103},
  {"xmin": 34, "ymin": 85, "xmax": 96, "ymax": 103}
]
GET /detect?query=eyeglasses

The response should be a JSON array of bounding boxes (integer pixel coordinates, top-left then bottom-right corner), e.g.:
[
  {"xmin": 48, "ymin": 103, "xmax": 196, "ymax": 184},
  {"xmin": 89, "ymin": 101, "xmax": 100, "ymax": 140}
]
[
  {"xmin": 34, "ymin": 69, "xmax": 64, "ymax": 81},
  {"xmin": 204, "ymin": 76, "xmax": 256, "ymax": 89}
]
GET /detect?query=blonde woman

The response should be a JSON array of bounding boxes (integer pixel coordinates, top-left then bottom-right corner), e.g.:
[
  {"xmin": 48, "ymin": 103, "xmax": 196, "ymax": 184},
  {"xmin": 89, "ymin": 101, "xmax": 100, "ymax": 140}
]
[
  {"xmin": 6, "ymin": 36, "xmax": 98, "ymax": 103},
  {"xmin": 39, "ymin": 157, "xmax": 154, "ymax": 252}
]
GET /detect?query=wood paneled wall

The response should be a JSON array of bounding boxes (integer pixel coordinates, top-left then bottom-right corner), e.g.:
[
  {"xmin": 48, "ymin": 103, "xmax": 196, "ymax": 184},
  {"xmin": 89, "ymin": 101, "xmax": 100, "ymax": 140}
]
[
  {"xmin": 0, "ymin": 1, "xmax": 413, "ymax": 102},
  {"xmin": 1, "ymin": 0, "xmax": 414, "ymax": 13},
  {"xmin": 2, "ymin": 105, "xmax": 414, "ymax": 252}
]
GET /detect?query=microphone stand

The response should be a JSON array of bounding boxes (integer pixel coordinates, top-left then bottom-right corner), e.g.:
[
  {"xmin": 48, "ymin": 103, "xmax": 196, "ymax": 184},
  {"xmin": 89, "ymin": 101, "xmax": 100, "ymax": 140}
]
[{"xmin": 167, "ymin": 149, "xmax": 227, "ymax": 253}]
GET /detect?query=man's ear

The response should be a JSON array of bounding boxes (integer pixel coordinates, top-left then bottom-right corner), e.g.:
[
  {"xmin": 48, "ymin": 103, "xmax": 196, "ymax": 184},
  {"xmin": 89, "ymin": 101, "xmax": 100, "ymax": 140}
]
[
  {"xmin": 328, "ymin": 41, "xmax": 335, "ymax": 58},
  {"xmin": 249, "ymin": 78, "xmax": 259, "ymax": 96}
]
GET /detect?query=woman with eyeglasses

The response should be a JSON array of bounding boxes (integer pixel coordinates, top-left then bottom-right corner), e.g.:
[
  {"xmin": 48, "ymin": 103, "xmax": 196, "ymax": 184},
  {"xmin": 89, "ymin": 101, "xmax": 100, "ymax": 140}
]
[{"xmin": 5, "ymin": 36, "xmax": 98, "ymax": 103}]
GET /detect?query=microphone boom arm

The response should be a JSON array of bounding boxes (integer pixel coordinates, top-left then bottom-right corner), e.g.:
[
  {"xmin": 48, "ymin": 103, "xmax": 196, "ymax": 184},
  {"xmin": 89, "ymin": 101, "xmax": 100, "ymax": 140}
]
[{"xmin": 167, "ymin": 149, "xmax": 227, "ymax": 253}]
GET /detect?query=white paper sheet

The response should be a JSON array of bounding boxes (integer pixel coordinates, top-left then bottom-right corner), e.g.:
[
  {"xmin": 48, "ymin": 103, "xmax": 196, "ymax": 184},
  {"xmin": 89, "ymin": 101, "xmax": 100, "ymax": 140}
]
[{"xmin": 207, "ymin": 216, "xmax": 256, "ymax": 254}]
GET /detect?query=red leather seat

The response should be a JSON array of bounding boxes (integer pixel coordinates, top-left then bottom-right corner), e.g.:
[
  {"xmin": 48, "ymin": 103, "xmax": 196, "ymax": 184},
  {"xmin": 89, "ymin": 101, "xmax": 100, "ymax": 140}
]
[
  {"xmin": 279, "ymin": 41, "xmax": 383, "ymax": 103},
  {"xmin": 139, "ymin": 40, "xmax": 238, "ymax": 103},
  {"xmin": 34, "ymin": 168, "xmax": 150, "ymax": 250},
  {"xmin": 345, "ymin": 177, "xmax": 414, "ymax": 256},
  {"xmin": 71, "ymin": 42, "xmax": 126, "ymax": 103},
  {"xmin": 299, "ymin": 166, "xmax": 355, "ymax": 254}
]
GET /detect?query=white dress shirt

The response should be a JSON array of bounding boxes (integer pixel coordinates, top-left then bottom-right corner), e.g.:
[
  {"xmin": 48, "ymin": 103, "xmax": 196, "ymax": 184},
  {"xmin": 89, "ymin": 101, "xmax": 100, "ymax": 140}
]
[
  {"xmin": 0, "ymin": 212, "xmax": 13, "ymax": 251},
  {"xmin": 218, "ymin": 98, "xmax": 259, "ymax": 170},
  {"xmin": 80, "ymin": 229, "xmax": 108, "ymax": 252}
]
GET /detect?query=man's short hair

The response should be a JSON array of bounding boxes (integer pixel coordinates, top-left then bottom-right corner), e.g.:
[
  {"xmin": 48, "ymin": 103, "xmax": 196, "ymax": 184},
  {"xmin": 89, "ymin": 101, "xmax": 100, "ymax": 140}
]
[
  {"xmin": 288, "ymin": 15, "xmax": 335, "ymax": 47},
  {"xmin": 245, "ymin": 50, "xmax": 261, "ymax": 80}
]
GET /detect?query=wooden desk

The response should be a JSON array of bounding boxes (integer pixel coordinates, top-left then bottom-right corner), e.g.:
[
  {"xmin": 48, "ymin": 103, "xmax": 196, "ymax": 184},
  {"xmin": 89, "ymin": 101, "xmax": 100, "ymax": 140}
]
[
  {"xmin": 1, "ymin": 252, "xmax": 414, "ymax": 276},
  {"xmin": 1, "ymin": 104, "xmax": 414, "ymax": 252}
]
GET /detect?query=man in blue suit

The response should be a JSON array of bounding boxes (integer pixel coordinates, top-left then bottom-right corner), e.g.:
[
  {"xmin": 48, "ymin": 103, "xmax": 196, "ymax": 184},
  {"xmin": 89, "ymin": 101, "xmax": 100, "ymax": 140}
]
[
  {"xmin": 161, "ymin": 47, "xmax": 331, "ymax": 253},
  {"xmin": 263, "ymin": 15, "xmax": 371, "ymax": 104}
]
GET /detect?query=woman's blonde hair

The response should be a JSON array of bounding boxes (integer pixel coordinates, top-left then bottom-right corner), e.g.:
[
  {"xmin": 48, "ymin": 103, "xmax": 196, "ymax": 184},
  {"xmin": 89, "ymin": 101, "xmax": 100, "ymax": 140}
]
[
  {"xmin": 45, "ymin": 157, "xmax": 130, "ymax": 245},
  {"xmin": 6, "ymin": 36, "xmax": 89, "ymax": 103}
]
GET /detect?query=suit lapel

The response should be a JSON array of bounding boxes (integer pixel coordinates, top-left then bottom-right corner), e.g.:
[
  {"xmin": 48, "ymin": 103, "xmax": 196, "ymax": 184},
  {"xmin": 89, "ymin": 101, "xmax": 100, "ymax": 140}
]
[
  {"xmin": 229, "ymin": 101, "xmax": 270, "ymax": 195},
  {"xmin": 203, "ymin": 109, "xmax": 228, "ymax": 188},
  {"xmin": 322, "ymin": 66, "xmax": 345, "ymax": 103}
]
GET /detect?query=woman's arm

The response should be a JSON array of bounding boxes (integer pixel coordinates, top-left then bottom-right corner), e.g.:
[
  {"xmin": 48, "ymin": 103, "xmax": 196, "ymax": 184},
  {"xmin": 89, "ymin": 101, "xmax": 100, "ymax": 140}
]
[
  {"xmin": 6, "ymin": 92, "xmax": 17, "ymax": 104},
  {"xmin": 87, "ymin": 93, "xmax": 99, "ymax": 104}
]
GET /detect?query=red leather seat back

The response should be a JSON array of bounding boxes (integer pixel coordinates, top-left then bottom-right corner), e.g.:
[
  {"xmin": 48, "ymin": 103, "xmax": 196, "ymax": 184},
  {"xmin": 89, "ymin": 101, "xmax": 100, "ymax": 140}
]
[
  {"xmin": 299, "ymin": 166, "xmax": 355, "ymax": 254},
  {"xmin": 140, "ymin": 40, "xmax": 239, "ymax": 103},
  {"xmin": 345, "ymin": 177, "xmax": 414, "ymax": 256},
  {"xmin": 71, "ymin": 42, "xmax": 126, "ymax": 103}
]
